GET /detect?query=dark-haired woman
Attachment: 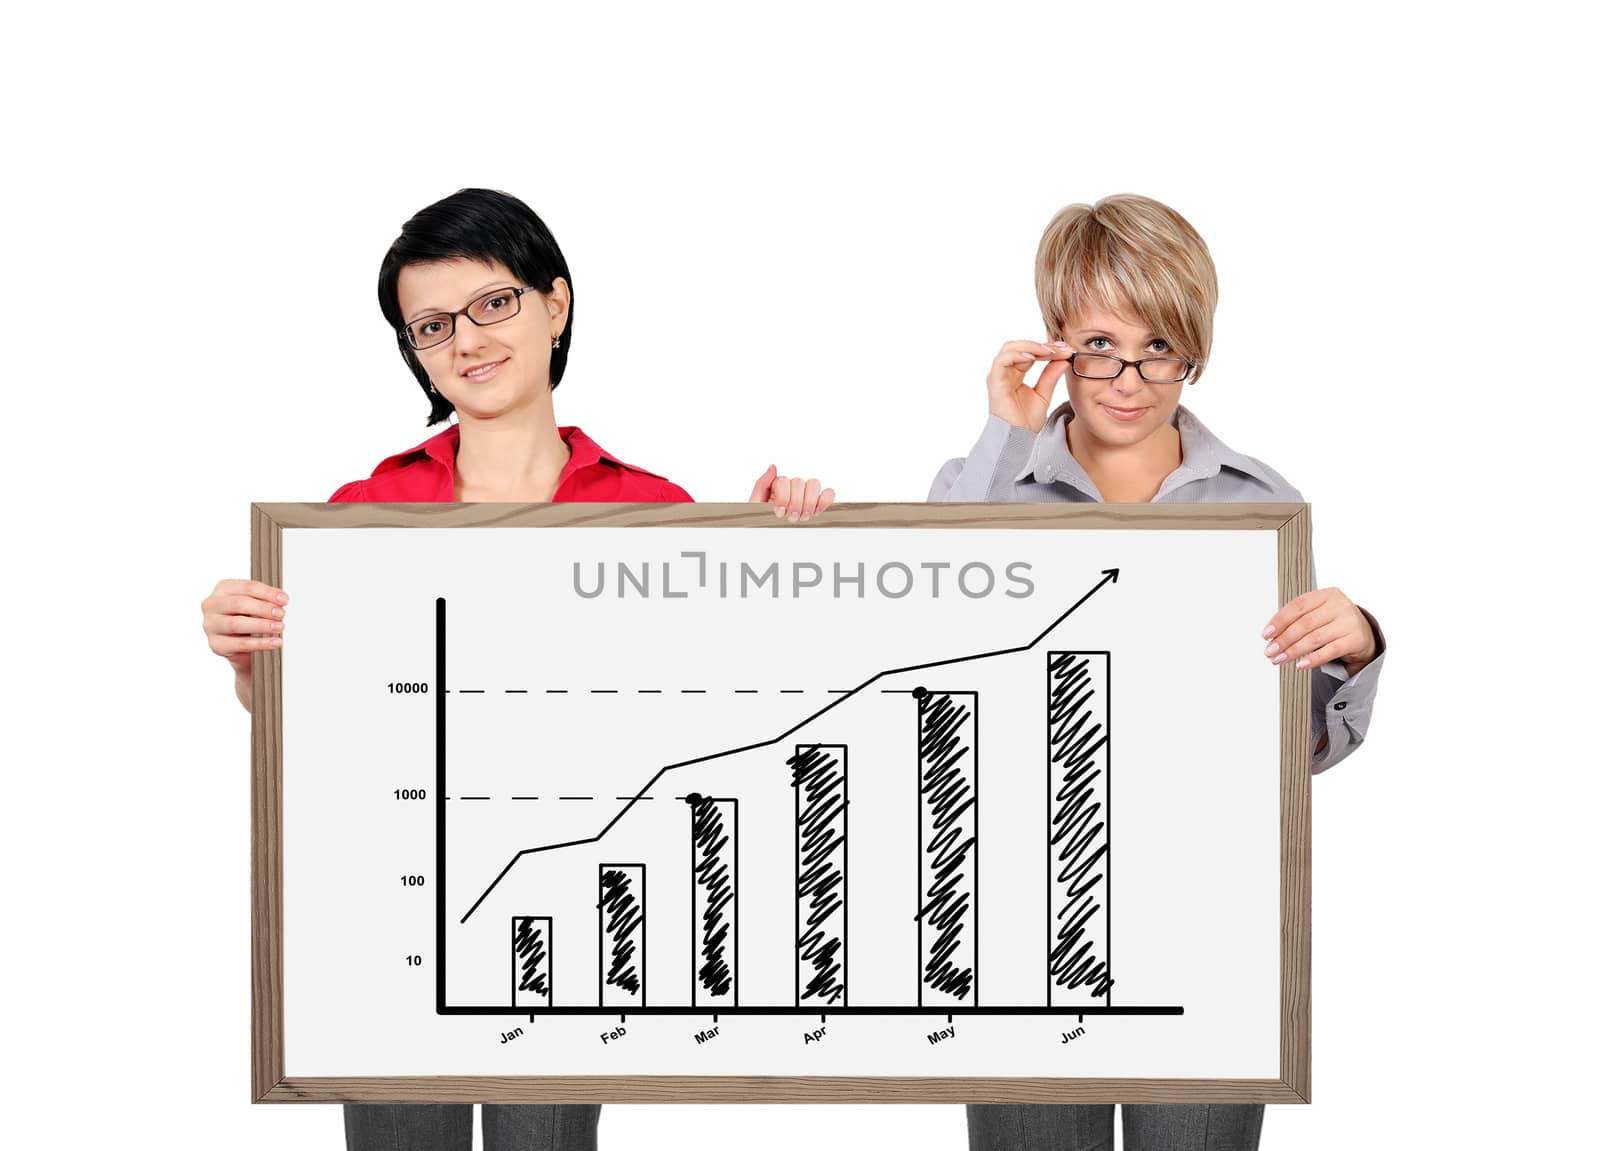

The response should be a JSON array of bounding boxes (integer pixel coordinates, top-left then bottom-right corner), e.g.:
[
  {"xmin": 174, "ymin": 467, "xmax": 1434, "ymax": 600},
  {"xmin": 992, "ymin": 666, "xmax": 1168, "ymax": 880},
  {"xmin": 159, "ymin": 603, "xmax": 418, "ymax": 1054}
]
[{"xmin": 201, "ymin": 189, "xmax": 836, "ymax": 1150}]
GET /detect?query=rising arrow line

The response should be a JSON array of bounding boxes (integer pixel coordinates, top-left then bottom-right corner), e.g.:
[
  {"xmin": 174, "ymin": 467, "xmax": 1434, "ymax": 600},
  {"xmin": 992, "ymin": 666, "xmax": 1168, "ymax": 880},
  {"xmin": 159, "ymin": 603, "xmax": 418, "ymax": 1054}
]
[{"xmin": 458, "ymin": 567, "xmax": 1120, "ymax": 924}]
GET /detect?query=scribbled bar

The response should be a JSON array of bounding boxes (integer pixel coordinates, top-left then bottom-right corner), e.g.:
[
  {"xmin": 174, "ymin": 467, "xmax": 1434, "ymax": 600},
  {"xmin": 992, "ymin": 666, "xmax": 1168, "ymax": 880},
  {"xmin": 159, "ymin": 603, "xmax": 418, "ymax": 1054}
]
[
  {"xmin": 914, "ymin": 689, "xmax": 978, "ymax": 1006},
  {"xmin": 1045, "ymin": 651, "xmax": 1114, "ymax": 1004},
  {"xmin": 512, "ymin": 915, "xmax": 553, "ymax": 1009},
  {"xmin": 791, "ymin": 744, "xmax": 847, "ymax": 1007},
  {"xmin": 598, "ymin": 864, "xmax": 646, "ymax": 1009},
  {"xmin": 689, "ymin": 796, "xmax": 738, "ymax": 1007}
]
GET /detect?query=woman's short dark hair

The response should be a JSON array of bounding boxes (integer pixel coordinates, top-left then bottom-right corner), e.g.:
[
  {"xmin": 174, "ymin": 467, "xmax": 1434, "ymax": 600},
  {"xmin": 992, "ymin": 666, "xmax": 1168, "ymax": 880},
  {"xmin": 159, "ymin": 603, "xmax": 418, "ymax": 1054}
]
[{"xmin": 377, "ymin": 188, "xmax": 574, "ymax": 426}]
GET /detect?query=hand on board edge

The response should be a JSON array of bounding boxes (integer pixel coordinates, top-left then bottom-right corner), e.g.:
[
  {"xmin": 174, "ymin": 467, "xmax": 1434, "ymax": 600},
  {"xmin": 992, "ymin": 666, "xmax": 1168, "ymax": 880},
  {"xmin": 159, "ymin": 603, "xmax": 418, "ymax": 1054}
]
[
  {"xmin": 1262, "ymin": 588, "xmax": 1377, "ymax": 676},
  {"xmin": 202, "ymin": 579, "xmax": 288, "ymax": 713},
  {"xmin": 748, "ymin": 465, "xmax": 837, "ymax": 522}
]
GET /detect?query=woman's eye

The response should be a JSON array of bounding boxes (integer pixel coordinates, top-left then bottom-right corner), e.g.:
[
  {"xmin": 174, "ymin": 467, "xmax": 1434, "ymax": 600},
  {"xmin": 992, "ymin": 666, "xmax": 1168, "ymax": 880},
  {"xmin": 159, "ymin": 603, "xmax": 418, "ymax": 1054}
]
[
  {"xmin": 1148, "ymin": 339, "xmax": 1170, "ymax": 354},
  {"xmin": 484, "ymin": 294, "xmax": 512, "ymax": 311},
  {"xmin": 420, "ymin": 320, "xmax": 444, "ymax": 337},
  {"xmin": 1086, "ymin": 337, "xmax": 1112, "ymax": 350}
]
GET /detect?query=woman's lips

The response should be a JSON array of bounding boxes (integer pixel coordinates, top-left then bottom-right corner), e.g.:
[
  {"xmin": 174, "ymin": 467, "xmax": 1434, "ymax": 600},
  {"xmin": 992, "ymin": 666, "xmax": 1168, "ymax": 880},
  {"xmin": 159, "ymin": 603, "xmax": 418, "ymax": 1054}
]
[
  {"xmin": 462, "ymin": 359, "xmax": 506, "ymax": 383},
  {"xmin": 1101, "ymin": 402, "xmax": 1150, "ymax": 421}
]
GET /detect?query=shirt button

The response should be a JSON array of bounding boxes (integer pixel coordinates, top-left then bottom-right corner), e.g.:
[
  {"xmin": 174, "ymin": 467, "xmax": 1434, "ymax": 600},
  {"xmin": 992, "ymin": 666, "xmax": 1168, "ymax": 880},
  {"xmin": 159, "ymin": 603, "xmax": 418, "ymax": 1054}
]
[{"xmin": 1333, "ymin": 701, "xmax": 1347, "ymax": 711}]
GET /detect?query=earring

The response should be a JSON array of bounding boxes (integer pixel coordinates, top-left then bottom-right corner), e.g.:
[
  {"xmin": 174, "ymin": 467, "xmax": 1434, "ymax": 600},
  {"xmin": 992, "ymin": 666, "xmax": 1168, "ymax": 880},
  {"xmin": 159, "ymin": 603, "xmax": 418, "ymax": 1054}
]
[{"xmin": 551, "ymin": 337, "xmax": 561, "ymax": 349}]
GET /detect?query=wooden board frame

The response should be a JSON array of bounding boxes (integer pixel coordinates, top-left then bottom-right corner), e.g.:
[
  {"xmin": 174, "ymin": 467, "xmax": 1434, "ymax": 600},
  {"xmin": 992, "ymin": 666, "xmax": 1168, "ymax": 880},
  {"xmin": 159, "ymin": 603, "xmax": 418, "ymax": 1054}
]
[{"xmin": 250, "ymin": 501, "xmax": 1312, "ymax": 1104}]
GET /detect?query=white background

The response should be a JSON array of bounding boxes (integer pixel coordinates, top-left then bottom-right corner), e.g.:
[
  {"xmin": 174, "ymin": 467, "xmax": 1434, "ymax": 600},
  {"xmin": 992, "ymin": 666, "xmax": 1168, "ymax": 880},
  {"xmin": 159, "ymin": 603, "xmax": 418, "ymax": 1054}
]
[{"xmin": 5, "ymin": 1, "xmax": 1592, "ymax": 1148}]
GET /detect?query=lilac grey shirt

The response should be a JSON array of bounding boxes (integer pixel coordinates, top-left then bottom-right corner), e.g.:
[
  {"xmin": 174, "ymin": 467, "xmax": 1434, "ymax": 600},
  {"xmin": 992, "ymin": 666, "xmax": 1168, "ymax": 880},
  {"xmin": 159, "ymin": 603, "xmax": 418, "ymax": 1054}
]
[{"xmin": 928, "ymin": 401, "xmax": 1386, "ymax": 774}]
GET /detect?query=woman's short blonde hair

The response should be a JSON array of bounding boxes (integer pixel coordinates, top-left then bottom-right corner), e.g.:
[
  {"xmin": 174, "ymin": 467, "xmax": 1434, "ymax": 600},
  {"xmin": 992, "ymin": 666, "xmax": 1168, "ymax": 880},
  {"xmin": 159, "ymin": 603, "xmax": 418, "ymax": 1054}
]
[{"xmin": 1035, "ymin": 194, "xmax": 1218, "ymax": 381}]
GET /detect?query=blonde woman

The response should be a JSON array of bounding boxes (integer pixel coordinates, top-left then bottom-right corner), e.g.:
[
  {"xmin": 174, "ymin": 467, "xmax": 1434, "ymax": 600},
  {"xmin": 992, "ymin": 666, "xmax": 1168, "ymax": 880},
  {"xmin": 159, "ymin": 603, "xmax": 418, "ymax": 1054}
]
[{"xmin": 931, "ymin": 194, "xmax": 1386, "ymax": 1151}]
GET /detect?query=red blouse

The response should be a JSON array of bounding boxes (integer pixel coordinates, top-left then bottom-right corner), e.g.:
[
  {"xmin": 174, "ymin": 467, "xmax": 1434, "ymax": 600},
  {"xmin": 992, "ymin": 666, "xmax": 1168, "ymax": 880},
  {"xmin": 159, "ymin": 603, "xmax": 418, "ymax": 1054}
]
[{"xmin": 327, "ymin": 423, "xmax": 693, "ymax": 503}]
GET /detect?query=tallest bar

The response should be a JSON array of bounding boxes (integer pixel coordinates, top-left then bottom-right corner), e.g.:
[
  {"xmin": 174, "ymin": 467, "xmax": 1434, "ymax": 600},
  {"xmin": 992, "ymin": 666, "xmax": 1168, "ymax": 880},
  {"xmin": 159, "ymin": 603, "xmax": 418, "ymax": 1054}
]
[{"xmin": 1045, "ymin": 651, "xmax": 1113, "ymax": 1005}]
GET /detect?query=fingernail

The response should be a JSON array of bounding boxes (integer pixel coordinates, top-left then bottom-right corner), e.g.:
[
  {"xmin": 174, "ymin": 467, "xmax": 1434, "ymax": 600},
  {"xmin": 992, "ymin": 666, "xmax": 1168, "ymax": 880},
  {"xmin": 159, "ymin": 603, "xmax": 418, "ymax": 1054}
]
[
  {"xmin": 277, "ymin": 593, "xmax": 288, "ymax": 604},
  {"xmin": 272, "ymin": 607, "xmax": 284, "ymax": 618},
  {"xmin": 1261, "ymin": 624, "xmax": 1276, "ymax": 639},
  {"xmin": 800, "ymin": 511, "xmax": 811, "ymax": 522},
  {"xmin": 1271, "ymin": 653, "xmax": 1288, "ymax": 665},
  {"xmin": 271, "ymin": 620, "xmax": 283, "ymax": 631},
  {"xmin": 774, "ymin": 505, "xmax": 786, "ymax": 517},
  {"xmin": 269, "ymin": 636, "xmax": 282, "ymax": 645},
  {"xmin": 1265, "ymin": 641, "xmax": 1281, "ymax": 657},
  {"xmin": 789, "ymin": 509, "xmax": 801, "ymax": 522},
  {"xmin": 1294, "ymin": 657, "xmax": 1310, "ymax": 669}
]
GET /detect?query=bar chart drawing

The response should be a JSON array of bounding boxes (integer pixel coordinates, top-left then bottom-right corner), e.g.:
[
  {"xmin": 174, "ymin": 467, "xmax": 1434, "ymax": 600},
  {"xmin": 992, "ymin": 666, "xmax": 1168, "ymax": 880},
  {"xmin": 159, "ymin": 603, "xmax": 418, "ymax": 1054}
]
[
  {"xmin": 280, "ymin": 520, "xmax": 1291, "ymax": 1079},
  {"xmin": 434, "ymin": 566, "xmax": 1161, "ymax": 1018}
]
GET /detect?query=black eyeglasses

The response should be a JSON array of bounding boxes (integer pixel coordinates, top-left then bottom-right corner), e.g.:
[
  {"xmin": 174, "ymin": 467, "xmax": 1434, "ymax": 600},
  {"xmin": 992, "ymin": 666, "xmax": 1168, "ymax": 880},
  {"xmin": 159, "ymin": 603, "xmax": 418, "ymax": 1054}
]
[
  {"xmin": 1066, "ymin": 352, "xmax": 1194, "ymax": 384},
  {"xmin": 400, "ymin": 285, "xmax": 537, "ymax": 351}
]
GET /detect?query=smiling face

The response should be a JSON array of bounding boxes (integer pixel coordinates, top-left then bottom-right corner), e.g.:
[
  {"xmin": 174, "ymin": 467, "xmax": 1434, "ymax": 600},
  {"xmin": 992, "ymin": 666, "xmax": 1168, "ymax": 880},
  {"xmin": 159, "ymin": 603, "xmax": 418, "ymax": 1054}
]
[
  {"xmin": 396, "ymin": 257, "xmax": 568, "ymax": 422},
  {"xmin": 1059, "ymin": 302, "xmax": 1189, "ymax": 452}
]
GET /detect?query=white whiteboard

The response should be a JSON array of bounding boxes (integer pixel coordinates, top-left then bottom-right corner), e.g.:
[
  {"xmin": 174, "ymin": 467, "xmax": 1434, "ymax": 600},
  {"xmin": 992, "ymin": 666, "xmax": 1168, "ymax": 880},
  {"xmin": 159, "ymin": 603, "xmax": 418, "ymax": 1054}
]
[{"xmin": 277, "ymin": 516, "xmax": 1284, "ymax": 1081}]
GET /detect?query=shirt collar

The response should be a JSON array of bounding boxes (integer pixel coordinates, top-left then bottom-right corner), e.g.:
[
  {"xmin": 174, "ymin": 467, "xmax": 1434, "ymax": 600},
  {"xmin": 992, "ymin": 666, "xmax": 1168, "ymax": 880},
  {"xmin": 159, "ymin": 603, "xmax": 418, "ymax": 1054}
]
[
  {"xmin": 1015, "ymin": 402, "xmax": 1278, "ymax": 499},
  {"xmin": 370, "ymin": 423, "xmax": 635, "ymax": 481}
]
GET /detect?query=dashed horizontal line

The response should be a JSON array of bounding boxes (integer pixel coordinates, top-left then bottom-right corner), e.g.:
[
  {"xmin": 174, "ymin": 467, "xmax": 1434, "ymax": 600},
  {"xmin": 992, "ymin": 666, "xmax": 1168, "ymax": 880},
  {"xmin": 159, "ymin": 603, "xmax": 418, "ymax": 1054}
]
[
  {"xmin": 456, "ymin": 794, "xmax": 660, "ymax": 803},
  {"xmin": 446, "ymin": 687, "xmax": 852, "ymax": 694}
]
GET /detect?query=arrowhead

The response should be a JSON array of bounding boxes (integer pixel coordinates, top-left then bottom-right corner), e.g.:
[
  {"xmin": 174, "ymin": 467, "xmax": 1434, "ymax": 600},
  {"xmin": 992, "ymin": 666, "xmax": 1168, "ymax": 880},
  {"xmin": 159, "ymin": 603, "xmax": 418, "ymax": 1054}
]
[{"xmin": 1102, "ymin": 568, "xmax": 1120, "ymax": 583}]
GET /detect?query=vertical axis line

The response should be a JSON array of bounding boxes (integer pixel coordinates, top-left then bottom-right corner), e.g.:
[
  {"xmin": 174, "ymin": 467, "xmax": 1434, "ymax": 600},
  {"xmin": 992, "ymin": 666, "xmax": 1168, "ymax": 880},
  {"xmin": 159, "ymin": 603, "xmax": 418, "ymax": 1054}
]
[{"xmin": 436, "ymin": 597, "xmax": 446, "ymax": 1015}]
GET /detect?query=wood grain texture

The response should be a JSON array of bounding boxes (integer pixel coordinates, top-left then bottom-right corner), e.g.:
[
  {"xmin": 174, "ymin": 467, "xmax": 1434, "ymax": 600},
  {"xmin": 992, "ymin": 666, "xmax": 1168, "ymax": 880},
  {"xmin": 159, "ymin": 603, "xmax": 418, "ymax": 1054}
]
[
  {"xmin": 252, "ymin": 501, "xmax": 1304, "ymax": 531},
  {"xmin": 1277, "ymin": 506, "xmax": 1314, "ymax": 1103},
  {"xmin": 249, "ymin": 499, "xmax": 1313, "ymax": 1104},
  {"xmin": 250, "ymin": 504, "xmax": 286, "ymax": 1101}
]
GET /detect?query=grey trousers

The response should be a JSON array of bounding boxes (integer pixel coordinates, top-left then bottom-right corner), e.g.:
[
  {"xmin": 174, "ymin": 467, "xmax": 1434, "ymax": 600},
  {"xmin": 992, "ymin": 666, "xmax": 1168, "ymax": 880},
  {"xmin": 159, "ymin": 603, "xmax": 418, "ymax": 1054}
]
[
  {"xmin": 343, "ymin": 1104, "xmax": 601, "ymax": 1151},
  {"xmin": 967, "ymin": 1104, "xmax": 1264, "ymax": 1150},
  {"xmin": 345, "ymin": 1100, "xmax": 1261, "ymax": 1149}
]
